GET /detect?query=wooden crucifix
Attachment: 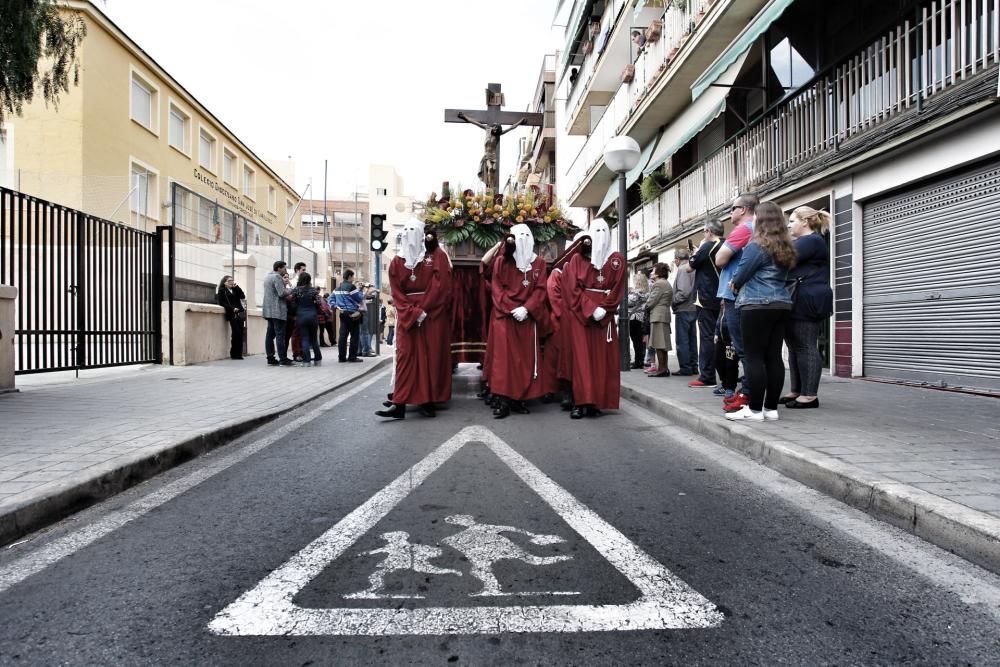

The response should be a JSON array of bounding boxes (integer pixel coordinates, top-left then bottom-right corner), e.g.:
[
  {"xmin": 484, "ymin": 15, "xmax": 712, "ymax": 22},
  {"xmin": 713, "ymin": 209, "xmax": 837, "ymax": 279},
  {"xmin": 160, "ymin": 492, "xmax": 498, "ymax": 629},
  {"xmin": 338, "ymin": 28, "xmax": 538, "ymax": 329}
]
[{"xmin": 445, "ymin": 83, "xmax": 544, "ymax": 193}]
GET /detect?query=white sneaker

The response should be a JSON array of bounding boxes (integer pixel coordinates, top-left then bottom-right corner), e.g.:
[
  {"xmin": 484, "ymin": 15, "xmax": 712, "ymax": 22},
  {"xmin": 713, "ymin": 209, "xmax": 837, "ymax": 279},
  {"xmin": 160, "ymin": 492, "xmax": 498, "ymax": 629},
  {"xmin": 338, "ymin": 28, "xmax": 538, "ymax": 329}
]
[
  {"xmin": 763, "ymin": 409, "xmax": 780, "ymax": 421},
  {"xmin": 725, "ymin": 406, "xmax": 764, "ymax": 422}
]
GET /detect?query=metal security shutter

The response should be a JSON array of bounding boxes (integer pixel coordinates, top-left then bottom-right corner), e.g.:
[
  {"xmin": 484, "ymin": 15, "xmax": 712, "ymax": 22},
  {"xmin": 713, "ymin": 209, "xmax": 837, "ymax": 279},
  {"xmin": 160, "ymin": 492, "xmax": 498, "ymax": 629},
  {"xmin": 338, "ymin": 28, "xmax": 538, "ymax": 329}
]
[{"xmin": 862, "ymin": 161, "xmax": 1000, "ymax": 391}]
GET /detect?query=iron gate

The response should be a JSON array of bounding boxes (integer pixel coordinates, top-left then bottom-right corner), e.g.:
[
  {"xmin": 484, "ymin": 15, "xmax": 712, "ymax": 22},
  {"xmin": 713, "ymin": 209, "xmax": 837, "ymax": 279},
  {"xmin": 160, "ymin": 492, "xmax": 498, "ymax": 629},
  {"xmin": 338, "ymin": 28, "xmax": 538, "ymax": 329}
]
[{"xmin": 0, "ymin": 187, "xmax": 163, "ymax": 374}]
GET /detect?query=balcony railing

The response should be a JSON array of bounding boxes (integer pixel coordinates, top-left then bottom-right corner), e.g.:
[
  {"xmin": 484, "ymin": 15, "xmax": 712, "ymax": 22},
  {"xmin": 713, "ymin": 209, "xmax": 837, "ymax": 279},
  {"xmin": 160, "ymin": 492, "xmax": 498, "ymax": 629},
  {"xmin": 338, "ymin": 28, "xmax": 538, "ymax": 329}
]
[
  {"xmin": 627, "ymin": 0, "xmax": 1000, "ymax": 252},
  {"xmin": 565, "ymin": 0, "xmax": 714, "ymax": 197},
  {"xmin": 564, "ymin": 0, "xmax": 628, "ymax": 125}
]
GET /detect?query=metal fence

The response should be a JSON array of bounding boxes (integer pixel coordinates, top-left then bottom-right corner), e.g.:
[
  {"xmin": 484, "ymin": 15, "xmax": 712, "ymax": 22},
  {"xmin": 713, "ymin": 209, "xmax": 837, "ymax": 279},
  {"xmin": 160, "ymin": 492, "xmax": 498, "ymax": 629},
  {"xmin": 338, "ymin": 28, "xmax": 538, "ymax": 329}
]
[{"xmin": 0, "ymin": 187, "xmax": 161, "ymax": 374}]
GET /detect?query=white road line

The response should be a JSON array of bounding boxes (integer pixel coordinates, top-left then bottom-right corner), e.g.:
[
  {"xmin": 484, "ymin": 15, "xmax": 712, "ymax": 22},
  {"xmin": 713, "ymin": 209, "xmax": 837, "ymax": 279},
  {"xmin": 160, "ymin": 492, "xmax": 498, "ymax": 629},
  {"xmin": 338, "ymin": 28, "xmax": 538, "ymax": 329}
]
[
  {"xmin": 0, "ymin": 370, "xmax": 390, "ymax": 595},
  {"xmin": 208, "ymin": 426, "xmax": 723, "ymax": 636}
]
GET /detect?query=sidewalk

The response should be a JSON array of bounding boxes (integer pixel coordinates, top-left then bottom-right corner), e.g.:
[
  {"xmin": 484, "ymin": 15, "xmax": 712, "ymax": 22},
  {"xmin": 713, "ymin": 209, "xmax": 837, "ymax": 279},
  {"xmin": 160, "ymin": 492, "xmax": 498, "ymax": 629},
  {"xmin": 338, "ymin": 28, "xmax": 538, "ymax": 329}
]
[
  {"xmin": 0, "ymin": 352, "xmax": 392, "ymax": 546},
  {"xmin": 620, "ymin": 368, "xmax": 1000, "ymax": 574}
]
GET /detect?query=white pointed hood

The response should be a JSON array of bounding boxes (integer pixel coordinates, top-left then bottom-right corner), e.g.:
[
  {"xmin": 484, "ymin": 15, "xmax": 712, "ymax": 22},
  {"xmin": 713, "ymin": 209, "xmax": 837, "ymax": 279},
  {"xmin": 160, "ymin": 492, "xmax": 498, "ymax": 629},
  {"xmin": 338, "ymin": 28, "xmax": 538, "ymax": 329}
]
[
  {"xmin": 510, "ymin": 224, "xmax": 536, "ymax": 273},
  {"xmin": 400, "ymin": 217, "xmax": 425, "ymax": 269},
  {"xmin": 589, "ymin": 219, "xmax": 613, "ymax": 270}
]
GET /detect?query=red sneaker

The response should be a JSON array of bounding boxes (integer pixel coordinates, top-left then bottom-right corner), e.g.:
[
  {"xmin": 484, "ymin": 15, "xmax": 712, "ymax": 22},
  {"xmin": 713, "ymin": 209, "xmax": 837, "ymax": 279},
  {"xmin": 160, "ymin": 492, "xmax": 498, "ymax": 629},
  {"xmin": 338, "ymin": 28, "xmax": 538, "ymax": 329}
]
[
  {"xmin": 688, "ymin": 379, "xmax": 709, "ymax": 387},
  {"xmin": 722, "ymin": 393, "xmax": 741, "ymax": 404},
  {"xmin": 723, "ymin": 394, "xmax": 749, "ymax": 412}
]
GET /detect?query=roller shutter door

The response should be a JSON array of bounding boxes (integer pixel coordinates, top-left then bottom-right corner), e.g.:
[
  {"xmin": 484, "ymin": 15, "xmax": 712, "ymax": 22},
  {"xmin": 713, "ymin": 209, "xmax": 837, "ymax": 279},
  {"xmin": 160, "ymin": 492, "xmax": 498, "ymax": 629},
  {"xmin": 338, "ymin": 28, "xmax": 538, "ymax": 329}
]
[{"xmin": 862, "ymin": 161, "xmax": 1000, "ymax": 391}]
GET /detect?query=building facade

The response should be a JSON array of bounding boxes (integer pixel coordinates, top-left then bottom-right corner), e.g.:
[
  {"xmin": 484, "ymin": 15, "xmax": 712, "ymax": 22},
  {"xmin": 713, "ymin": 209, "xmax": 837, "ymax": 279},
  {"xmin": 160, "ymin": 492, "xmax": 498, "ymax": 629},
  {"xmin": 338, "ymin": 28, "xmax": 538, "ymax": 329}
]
[
  {"xmin": 0, "ymin": 0, "xmax": 307, "ymax": 304},
  {"xmin": 368, "ymin": 165, "xmax": 416, "ymax": 288},
  {"xmin": 556, "ymin": 0, "xmax": 1000, "ymax": 391},
  {"xmin": 514, "ymin": 55, "xmax": 559, "ymax": 190},
  {"xmin": 299, "ymin": 197, "xmax": 371, "ymax": 290}
]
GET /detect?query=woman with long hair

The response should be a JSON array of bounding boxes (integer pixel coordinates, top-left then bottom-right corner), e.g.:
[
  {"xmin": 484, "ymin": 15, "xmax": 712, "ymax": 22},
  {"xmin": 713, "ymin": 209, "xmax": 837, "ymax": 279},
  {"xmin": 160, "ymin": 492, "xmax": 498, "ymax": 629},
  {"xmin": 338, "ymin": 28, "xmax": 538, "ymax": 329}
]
[
  {"xmin": 725, "ymin": 201, "xmax": 796, "ymax": 421},
  {"xmin": 216, "ymin": 275, "xmax": 246, "ymax": 360},
  {"xmin": 643, "ymin": 263, "xmax": 673, "ymax": 378},
  {"xmin": 292, "ymin": 271, "xmax": 324, "ymax": 366},
  {"xmin": 627, "ymin": 271, "xmax": 649, "ymax": 369},
  {"xmin": 782, "ymin": 206, "xmax": 834, "ymax": 409}
]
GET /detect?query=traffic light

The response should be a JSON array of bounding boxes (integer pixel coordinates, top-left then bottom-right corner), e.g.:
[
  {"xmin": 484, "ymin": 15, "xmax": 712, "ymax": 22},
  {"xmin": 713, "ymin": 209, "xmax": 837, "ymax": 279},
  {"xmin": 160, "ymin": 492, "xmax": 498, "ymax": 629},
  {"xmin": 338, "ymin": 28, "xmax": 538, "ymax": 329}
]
[{"xmin": 370, "ymin": 214, "xmax": 387, "ymax": 253}]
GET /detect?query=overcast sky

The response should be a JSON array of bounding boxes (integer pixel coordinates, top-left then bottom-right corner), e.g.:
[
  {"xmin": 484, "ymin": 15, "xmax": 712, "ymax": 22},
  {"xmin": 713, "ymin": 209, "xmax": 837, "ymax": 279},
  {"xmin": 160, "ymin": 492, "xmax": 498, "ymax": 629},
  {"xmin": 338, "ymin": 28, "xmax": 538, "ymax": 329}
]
[{"xmin": 100, "ymin": 0, "xmax": 560, "ymax": 201}]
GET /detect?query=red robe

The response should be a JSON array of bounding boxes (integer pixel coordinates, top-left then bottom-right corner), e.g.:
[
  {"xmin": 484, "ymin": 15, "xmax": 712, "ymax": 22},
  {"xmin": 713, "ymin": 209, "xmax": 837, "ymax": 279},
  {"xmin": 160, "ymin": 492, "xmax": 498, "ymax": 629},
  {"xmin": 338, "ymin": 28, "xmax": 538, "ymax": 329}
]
[
  {"xmin": 484, "ymin": 254, "xmax": 549, "ymax": 401},
  {"xmin": 389, "ymin": 248, "xmax": 453, "ymax": 405},
  {"xmin": 561, "ymin": 251, "xmax": 626, "ymax": 409},
  {"xmin": 539, "ymin": 268, "xmax": 566, "ymax": 395}
]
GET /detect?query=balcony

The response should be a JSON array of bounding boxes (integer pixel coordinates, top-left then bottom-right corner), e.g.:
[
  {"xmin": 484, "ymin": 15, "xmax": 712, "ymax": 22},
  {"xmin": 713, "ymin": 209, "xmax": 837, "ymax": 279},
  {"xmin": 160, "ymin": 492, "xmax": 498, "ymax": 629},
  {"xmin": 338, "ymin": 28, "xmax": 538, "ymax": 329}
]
[
  {"xmin": 563, "ymin": 0, "xmax": 630, "ymax": 135},
  {"xmin": 625, "ymin": 0, "xmax": 1000, "ymax": 256},
  {"xmin": 565, "ymin": 0, "xmax": 773, "ymax": 209}
]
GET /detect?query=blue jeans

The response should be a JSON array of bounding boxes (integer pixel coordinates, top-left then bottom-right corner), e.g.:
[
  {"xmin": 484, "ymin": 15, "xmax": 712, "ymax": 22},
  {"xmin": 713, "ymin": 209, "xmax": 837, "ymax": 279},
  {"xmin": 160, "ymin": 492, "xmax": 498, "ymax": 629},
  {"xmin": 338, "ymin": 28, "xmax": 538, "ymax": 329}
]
[
  {"xmin": 265, "ymin": 318, "xmax": 287, "ymax": 361},
  {"xmin": 359, "ymin": 312, "xmax": 372, "ymax": 355},
  {"xmin": 297, "ymin": 313, "xmax": 322, "ymax": 363},
  {"xmin": 696, "ymin": 307, "xmax": 719, "ymax": 383},
  {"xmin": 674, "ymin": 310, "xmax": 698, "ymax": 373},
  {"xmin": 722, "ymin": 300, "xmax": 747, "ymax": 393}
]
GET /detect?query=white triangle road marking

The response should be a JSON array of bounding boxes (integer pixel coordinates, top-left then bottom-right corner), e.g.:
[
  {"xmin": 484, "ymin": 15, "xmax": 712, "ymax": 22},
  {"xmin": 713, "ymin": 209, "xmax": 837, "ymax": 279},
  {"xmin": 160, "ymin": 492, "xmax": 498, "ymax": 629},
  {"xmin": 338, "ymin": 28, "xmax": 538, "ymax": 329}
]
[{"xmin": 208, "ymin": 426, "xmax": 724, "ymax": 635}]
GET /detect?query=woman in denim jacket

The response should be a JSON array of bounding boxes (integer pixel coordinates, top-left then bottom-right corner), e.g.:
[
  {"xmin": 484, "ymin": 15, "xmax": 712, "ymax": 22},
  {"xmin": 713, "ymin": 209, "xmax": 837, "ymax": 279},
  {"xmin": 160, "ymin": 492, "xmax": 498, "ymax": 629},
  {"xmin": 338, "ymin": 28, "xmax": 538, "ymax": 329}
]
[{"xmin": 725, "ymin": 201, "xmax": 796, "ymax": 421}]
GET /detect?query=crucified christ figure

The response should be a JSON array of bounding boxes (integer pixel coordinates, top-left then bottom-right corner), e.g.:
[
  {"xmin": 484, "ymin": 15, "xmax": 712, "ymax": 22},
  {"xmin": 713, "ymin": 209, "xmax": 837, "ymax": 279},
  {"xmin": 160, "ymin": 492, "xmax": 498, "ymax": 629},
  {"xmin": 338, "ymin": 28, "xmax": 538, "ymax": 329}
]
[{"xmin": 457, "ymin": 112, "xmax": 528, "ymax": 190}]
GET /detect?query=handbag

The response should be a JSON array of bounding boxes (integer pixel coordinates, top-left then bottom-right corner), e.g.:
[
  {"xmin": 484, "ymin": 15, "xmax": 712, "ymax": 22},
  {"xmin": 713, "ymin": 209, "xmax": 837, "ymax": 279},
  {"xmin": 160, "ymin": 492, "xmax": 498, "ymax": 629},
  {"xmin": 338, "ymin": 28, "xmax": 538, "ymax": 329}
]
[{"xmin": 234, "ymin": 309, "xmax": 246, "ymax": 322}]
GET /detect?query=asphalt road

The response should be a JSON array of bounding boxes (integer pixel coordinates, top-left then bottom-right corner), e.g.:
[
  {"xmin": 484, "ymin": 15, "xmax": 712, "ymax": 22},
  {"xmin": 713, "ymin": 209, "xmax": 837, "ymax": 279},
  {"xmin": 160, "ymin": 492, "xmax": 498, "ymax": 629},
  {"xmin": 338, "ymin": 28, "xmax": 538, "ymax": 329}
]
[{"xmin": 1, "ymin": 368, "xmax": 999, "ymax": 666}]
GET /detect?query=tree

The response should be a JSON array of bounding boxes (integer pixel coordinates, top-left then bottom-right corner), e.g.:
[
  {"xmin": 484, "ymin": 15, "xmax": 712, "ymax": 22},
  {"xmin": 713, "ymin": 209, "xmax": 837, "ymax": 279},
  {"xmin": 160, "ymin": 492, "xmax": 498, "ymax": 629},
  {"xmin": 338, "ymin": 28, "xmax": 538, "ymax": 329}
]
[{"xmin": 0, "ymin": 0, "xmax": 87, "ymax": 124}]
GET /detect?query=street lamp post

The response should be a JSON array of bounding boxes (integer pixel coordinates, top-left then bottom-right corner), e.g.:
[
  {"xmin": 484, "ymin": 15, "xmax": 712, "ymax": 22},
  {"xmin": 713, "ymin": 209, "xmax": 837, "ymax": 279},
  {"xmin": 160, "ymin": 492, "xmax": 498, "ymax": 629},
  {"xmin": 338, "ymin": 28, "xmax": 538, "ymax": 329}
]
[{"xmin": 603, "ymin": 135, "xmax": 641, "ymax": 372}]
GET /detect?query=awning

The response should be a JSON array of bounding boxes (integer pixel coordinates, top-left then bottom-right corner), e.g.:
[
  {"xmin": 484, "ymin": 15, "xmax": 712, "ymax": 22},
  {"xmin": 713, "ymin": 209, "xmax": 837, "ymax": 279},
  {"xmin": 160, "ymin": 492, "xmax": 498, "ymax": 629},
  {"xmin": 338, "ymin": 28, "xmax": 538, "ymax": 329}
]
[
  {"xmin": 690, "ymin": 0, "xmax": 795, "ymax": 100},
  {"xmin": 597, "ymin": 180, "xmax": 619, "ymax": 217},
  {"xmin": 643, "ymin": 47, "xmax": 750, "ymax": 176}
]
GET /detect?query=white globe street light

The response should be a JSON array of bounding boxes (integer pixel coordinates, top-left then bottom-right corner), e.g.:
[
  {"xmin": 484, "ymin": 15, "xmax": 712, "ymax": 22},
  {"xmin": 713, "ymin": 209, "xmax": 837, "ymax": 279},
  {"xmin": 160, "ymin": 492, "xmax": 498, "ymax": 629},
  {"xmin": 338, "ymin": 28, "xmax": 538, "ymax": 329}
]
[{"xmin": 603, "ymin": 135, "xmax": 642, "ymax": 372}]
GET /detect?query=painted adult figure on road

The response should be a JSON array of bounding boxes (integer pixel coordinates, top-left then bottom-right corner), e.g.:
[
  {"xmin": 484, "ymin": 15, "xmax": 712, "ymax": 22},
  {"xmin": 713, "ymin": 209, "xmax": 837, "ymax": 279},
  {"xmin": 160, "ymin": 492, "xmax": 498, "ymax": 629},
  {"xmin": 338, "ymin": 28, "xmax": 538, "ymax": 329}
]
[
  {"xmin": 345, "ymin": 531, "xmax": 462, "ymax": 599},
  {"xmin": 480, "ymin": 224, "xmax": 549, "ymax": 419},
  {"xmin": 441, "ymin": 515, "xmax": 571, "ymax": 597},
  {"xmin": 561, "ymin": 220, "xmax": 626, "ymax": 418},
  {"xmin": 376, "ymin": 219, "xmax": 453, "ymax": 420}
]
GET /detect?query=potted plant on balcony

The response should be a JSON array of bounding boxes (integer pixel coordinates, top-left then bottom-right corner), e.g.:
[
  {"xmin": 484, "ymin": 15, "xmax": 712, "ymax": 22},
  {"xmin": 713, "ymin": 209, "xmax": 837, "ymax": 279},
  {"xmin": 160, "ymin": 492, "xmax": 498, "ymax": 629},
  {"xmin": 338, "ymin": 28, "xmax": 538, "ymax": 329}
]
[
  {"xmin": 645, "ymin": 19, "xmax": 663, "ymax": 42},
  {"xmin": 622, "ymin": 63, "xmax": 636, "ymax": 83},
  {"xmin": 640, "ymin": 166, "xmax": 669, "ymax": 204}
]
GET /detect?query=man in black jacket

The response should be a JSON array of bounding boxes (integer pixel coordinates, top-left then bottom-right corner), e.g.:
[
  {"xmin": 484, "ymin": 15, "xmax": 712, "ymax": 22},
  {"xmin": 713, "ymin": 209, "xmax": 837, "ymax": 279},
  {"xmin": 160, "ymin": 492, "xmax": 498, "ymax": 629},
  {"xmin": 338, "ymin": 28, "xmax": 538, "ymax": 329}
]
[{"xmin": 685, "ymin": 219, "xmax": 724, "ymax": 388}]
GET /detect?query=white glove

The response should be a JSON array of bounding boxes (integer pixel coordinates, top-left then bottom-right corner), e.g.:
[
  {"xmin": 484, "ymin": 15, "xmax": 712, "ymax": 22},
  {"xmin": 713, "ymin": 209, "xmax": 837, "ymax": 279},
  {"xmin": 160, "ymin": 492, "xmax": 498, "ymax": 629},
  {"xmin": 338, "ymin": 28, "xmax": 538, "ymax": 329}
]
[
  {"xmin": 592, "ymin": 306, "xmax": 607, "ymax": 322},
  {"xmin": 417, "ymin": 311, "xmax": 428, "ymax": 325},
  {"xmin": 511, "ymin": 306, "xmax": 528, "ymax": 322}
]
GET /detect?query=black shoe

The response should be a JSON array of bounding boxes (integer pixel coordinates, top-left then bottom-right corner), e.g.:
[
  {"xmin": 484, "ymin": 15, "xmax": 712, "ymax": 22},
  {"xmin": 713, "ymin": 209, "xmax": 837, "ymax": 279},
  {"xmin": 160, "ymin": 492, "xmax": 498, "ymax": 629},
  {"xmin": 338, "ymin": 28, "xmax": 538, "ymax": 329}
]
[
  {"xmin": 382, "ymin": 400, "xmax": 393, "ymax": 408},
  {"xmin": 585, "ymin": 406, "xmax": 603, "ymax": 418},
  {"xmin": 560, "ymin": 397, "xmax": 573, "ymax": 411},
  {"xmin": 541, "ymin": 393, "xmax": 556, "ymax": 404},
  {"xmin": 279, "ymin": 359, "xmax": 294, "ymax": 366},
  {"xmin": 475, "ymin": 389, "xmax": 491, "ymax": 400},
  {"xmin": 432, "ymin": 403, "xmax": 449, "ymax": 411},
  {"xmin": 348, "ymin": 358, "xmax": 363, "ymax": 363},
  {"xmin": 510, "ymin": 401, "xmax": 530, "ymax": 414},
  {"xmin": 267, "ymin": 358, "xmax": 280, "ymax": 366},
  {"xmin": 570, "ymin": 407, "xmax": 585, "ymax": 420},
  {"xmin": 786, "ymin": 398, "xmax": 819, "ymax": 409},
  {"xmin": 418, "ymin": 403, "xmax": 436, "ymax": 418},
  {"xmin": 375, "ymin": 404, "xmax": 405, "ymax": 420},
  {"xmin": 493, "ymin": 404, "xmax": 510, "ymax": 419}
]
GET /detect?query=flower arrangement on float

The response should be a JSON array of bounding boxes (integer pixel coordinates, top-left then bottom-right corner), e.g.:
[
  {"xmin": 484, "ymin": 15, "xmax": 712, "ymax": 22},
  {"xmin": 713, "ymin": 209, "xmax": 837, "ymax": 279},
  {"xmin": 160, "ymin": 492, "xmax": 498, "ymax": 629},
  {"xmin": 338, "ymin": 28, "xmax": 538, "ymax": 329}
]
[{"xmin": 420, "ymin": 181, "xmax": 579, "ymax": 251}]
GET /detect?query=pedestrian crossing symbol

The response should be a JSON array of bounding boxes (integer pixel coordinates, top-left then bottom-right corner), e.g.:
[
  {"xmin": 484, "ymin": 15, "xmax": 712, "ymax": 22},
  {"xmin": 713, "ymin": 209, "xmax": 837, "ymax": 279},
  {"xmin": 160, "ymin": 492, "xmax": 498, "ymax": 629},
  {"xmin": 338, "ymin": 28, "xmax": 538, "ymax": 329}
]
[{"xmin": 208, "ymin": 426, "xmax": 723, "ymax": 636}]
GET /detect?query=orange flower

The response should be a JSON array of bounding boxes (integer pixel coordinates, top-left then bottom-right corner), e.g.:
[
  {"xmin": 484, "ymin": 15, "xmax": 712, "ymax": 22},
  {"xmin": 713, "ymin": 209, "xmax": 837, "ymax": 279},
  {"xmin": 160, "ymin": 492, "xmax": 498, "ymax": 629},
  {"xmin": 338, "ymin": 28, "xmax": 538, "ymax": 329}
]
[
  {"xmin": 503, "ymin": 209, "xmax": 511, "ymax": 217},
  {"xmin": 516, "ymin": 215, "xmax": 525, "ymax": 223},
  {"xmin": 543, "ymin": 216, "xmax": 551, "ymax": 223},
  {"xmin": 474, "ymin": 216, "xmax": 481, "ymax": 222},
  {"xmin": 531, "ymin": 208, "xmax": 538, "ymax": 216}
]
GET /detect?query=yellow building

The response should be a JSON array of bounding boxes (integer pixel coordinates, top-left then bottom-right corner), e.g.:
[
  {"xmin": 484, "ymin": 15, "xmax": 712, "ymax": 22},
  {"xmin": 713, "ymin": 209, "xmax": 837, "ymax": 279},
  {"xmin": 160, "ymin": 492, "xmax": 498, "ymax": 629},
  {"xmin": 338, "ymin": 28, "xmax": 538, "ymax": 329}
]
[{"xmin": 0, "ymin": 0, "xmax": 301, "ymax": 244}]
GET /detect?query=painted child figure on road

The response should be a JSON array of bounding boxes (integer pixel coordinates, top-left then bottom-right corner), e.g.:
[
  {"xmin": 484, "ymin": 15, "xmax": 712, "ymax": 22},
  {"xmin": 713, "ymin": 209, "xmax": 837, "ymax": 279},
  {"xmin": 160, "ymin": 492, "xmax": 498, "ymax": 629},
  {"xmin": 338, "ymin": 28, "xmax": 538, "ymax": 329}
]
[
  {"xmin": 345, "ymin": 530, "xmax": 462, "ymax": 599},
  {"xmin": 441, "ymin": 514, "xmax": 572, "ymax": 597}
]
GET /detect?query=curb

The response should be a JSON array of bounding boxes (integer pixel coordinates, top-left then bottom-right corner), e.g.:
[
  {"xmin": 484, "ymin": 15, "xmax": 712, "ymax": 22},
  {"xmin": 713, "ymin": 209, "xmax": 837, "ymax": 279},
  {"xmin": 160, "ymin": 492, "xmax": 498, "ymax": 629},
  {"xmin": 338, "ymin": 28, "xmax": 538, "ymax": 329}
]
[
  {"xmin": 0, "ymin": 358, "xmax": 392, "ymax": 547},
  {"xmin": 620, "ymin": 384, "xmax": 1000, "ymax": 575}
]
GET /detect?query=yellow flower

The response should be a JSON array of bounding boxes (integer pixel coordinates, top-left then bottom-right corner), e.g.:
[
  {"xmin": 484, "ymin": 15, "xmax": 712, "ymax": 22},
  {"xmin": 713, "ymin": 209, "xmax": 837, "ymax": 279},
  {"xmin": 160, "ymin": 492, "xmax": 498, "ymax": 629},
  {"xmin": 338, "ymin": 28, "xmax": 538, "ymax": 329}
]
[
  {"xmin": 475, "ymin": 194, "xmax": 482, "ymax": 201},
  {"xmin": 503, "ymin": 209, "xmax": 511, "ymax": 217},
  {"xmin": 543, "ymin": 216, "xmax": 552, "ymax": 223},
  {"xmin": 516, "ymin": 215, "xmax": 525, "ymax": 223},
  {"xmin": 474, "ymin": 216, "xmax": 481, "ymax": 222},
  {"xmin": 519, "ymin": 209, "xmax": 527, "ymax": 217},
  {"xmin": 531, "ymin": 208, "xmax": 538, "ymax": 216}
]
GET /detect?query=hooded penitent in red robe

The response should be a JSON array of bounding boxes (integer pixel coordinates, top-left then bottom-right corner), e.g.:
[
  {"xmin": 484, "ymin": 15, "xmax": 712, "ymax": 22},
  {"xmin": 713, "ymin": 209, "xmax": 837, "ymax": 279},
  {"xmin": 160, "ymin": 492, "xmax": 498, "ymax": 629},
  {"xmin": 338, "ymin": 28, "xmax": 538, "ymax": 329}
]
[
  {"xmin": 483, "ymin": 251, "xmax": 549, "ymax": 401},
  {"xmin": 561, "ymin": 250, "xmax": 626, "ymax": 409},
  {"xmin": 389, "ymin": 247, "xmax": 453, "ymax": 405}
]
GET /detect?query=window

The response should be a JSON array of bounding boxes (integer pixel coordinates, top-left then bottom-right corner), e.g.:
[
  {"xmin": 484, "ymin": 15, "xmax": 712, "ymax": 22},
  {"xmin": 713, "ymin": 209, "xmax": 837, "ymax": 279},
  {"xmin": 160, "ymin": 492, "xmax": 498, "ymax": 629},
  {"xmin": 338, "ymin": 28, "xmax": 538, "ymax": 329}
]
[
  {"xmin": 223, "ymin": 147, "xmax": 237, "ymax": 185},
  {"xmin": 267, "ymin": 184, "xmax": 276, "ymax": 213},
  {"xmin": 130, "ymin": 69, "xmax": 158, "ymax": 134},
  {"xmin": 199, "ymin": 127, "xmax": 217, "ymax": 172},
  {"xmin": 333, "ymin": 211, "xmax": 361, "ymax": 225},
  {"xmin": 168, "ymin": 102, "xmax": 190, "ymax": 154},
  {"xmin": 129, "ymin": 160, "xmax": 159, "ymax": 220},
  {"xmin": 242, "ymin": 164, "xmax": 255, "ymax": 198},
  {"xmin": 375, "ymin": 187, "xmax": 388, "ymax": 196},
  {"xmin": 285, "ymin": 199, "xmax": 296, "ymax": 224}
]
